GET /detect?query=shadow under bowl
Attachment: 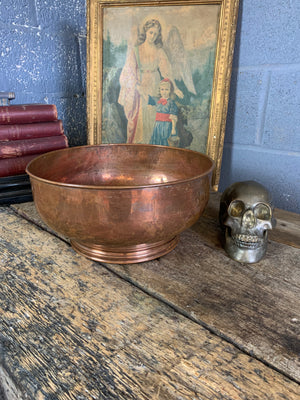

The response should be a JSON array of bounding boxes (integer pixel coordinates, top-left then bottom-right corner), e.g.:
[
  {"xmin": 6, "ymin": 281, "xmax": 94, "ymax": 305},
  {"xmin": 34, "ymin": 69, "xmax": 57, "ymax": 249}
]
[{"xmin": 26, "ymin": 144, "xmax": 214, "ymax": 264}]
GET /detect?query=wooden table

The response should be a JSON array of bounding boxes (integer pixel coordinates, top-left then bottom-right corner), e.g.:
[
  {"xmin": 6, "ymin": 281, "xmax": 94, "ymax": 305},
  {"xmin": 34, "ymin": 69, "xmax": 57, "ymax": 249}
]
[{"xmin": 0, "ymin": 193, "xmax": 299, "ymax": 399}]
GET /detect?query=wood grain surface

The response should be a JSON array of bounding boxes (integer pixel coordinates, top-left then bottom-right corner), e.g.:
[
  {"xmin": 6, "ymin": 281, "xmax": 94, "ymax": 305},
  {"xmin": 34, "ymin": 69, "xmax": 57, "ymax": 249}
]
[
  {"xmin": 2, "ymin": 193, "xmax": 299, "ymax": 399},
  {"xmin": 10, "ymin": 194, "xmax": 300, "ymax": 382},
  {"xmin": 105, "ymin": 194, "xmax": 300, "ymax": 383}
]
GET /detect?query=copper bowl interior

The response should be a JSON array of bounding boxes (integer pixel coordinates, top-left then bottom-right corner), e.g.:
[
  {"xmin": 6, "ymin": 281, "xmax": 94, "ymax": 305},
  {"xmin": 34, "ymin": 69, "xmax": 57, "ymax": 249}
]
[{"xmin": 27, "ymin": 144, "xmax": 214, "ymax": 264}]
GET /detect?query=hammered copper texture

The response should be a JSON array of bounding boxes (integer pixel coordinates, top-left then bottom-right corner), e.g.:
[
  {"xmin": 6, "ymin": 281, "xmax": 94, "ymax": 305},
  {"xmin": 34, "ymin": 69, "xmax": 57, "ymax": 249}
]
[{"xmin": 26, "ymin": 144, "xmax": 214, "ymax": 263}]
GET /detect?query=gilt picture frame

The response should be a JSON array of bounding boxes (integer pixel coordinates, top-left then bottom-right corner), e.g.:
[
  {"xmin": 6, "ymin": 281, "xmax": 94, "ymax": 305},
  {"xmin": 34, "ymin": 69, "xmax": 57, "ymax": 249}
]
[{"xmin": 87, "ymin": 0, "xmax": 239, "ymax": 189}]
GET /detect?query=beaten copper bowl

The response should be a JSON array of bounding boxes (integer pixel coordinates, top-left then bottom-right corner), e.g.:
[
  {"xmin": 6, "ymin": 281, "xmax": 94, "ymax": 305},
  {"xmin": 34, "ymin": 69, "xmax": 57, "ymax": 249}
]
[{"xmin": 26, "ymin": 144, "xmax": 214, "ymax": 264}]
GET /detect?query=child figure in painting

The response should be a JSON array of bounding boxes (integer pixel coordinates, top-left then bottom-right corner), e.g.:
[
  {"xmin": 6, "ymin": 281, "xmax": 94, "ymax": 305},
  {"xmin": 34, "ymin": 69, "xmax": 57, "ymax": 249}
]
[{"xmin": 149, "ymin": 78, "xmax": 179, "ymax": 147}]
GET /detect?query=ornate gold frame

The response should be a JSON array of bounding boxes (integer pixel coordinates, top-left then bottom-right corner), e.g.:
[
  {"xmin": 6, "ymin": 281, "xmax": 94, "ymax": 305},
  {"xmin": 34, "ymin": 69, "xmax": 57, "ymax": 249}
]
[{"xmin": 87, "ymin": 0, "xmax": 239, "ymax": 189}]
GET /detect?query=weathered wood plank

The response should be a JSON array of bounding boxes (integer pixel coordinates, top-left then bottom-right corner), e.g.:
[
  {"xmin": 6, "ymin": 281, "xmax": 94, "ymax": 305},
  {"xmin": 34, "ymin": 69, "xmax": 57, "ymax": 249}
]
[
  {"xmin": 10, "ymin": 196, "xmax": 300, "ymax": 382},
  {"xmin": 107, "ymin": 226, "xmax": 300, "ymax": 382},
  {"xmin": 271, "ymin": 208, "xmax": 300, "ymax": 248},
  {"xmin": 0, "ymin": 365, "xmax": 23, "ymax": 400},
  {"xmin": 0, "ymin": 206, "xmax": 299, "ymax": 399}
]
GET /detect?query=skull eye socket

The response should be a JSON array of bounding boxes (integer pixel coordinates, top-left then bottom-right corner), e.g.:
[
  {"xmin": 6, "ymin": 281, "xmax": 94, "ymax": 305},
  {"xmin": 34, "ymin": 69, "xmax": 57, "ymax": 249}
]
[
  {"xmin": 229, "ymin": 200, "xmax": 245, "ymax": 217},
  {"xmin": 254, "ymin": 203, "xmax": 271, "ymax": 220}
]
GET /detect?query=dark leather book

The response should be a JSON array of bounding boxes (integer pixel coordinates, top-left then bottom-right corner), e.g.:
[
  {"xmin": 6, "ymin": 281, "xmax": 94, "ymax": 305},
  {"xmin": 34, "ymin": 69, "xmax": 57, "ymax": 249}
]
[
  {"xmin": 0, "ymin": 135, "xmax": 68, "ymax": 159},
  {"xmin": 0, "ymin": 154, "xmax": 38, "ymax": 177},
  {"xmin": 0, "ymin": 120, "xmax": 64, "ymax": 141},
  {"xmin": 0, "ymin": 137, "xmax": 68, "ymax": 177},
  {"xmin": 0, "ymin": 187, "xmax": 32, "ymax": 199},
  {"xmin": 0, "ymin": 174, "xmax": 32, "ymax": 204},
  {"xmin": 0, "ymin": 174, "xmax": 30, "ymax": 189},
  {"xmin": 0, "ymin": 190, "xmax": 33, "ymax": 205},
  {"xmin": 0, "ymin": 104, "xmax": 58, "ymax": 124}
]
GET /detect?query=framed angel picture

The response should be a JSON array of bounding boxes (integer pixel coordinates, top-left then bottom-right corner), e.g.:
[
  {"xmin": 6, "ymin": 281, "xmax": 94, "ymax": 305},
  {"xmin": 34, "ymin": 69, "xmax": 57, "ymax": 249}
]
[{"xmin": 87, "ymin": 0, "xmax": 239, "ymax": 189}]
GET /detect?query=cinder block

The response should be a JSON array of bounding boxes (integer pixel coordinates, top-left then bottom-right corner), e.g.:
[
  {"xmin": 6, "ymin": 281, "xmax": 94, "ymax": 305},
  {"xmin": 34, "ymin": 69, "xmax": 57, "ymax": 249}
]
[
  {"xmin": 36, "ymin": 0, "xmax": 86, "ymax": 33},
  {"xmin": 225, "ymin": 69, "xmax": 265, "ymax": 145},
  {"xmin": 219, "ymin": 145, "xmax": 300, "ymax": 213},
  {"xmin": 0, "ymin": 0, "xmax": 38, "ymax": 27},
  {"xmin": 263, "ymin": 70, "xmax": 300, "ymax": 151},
  {"xmin": 0, "ymin": 27, "xmax": 83, "ymax": 94},
  {"xmin": 236, "ymin": 0, "xmax": 300, "ymax": 66}
]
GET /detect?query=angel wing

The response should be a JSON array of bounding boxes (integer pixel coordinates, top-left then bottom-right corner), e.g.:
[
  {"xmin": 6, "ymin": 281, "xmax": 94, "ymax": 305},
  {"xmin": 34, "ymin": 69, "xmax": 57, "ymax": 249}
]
[{"xmin": 164, "ymin": 26, "xmax": 197, "ymax": 95}]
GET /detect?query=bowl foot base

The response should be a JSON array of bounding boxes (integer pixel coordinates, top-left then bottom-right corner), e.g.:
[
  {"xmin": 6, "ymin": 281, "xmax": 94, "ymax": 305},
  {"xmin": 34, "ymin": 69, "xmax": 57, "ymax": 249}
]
[{"xmin": 70, "ymin": 236, "xmax": 179, "ymax": 264}]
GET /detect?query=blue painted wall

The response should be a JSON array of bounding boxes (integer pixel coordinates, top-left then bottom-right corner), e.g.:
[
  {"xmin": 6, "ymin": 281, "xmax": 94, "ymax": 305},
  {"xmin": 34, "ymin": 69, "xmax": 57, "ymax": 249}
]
[
  {"xmin": 0, "ymin": 0, "xmax": 299, "ymax": 212},
  {"xmin": 0, "ymin": 0, "xmax": 87, "ymax": 147},
  {"xmin": 219, "ymin": 0, "xmax": 300, "ymax": 213}
]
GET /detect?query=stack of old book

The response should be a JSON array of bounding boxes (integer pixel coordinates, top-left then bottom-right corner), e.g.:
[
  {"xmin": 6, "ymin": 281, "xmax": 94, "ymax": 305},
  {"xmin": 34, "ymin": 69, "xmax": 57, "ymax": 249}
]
[{"xmin": 0, "ymin": 102, "xmax": 68, "ymax": 204}]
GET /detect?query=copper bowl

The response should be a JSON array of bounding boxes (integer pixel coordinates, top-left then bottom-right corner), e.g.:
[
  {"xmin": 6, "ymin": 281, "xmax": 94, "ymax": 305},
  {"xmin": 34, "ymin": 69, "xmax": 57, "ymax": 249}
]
[{"xmin": 26, "ymin": 144, "xmax": 214, "ymax": 264}]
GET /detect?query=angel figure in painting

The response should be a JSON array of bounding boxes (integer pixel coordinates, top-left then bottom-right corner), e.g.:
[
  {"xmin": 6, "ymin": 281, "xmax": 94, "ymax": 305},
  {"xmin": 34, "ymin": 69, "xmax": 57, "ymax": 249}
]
[{"xmin": 118, "ymin": 18, "xmax": 196, "ymax": 145}]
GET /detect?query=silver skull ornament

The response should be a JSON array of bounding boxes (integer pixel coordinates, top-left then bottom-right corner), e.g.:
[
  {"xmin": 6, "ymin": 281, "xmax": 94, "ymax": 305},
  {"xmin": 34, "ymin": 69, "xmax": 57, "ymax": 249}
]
[{"xmin": 219, "ymin": 181, "xmax": 276, "ymax": 263}]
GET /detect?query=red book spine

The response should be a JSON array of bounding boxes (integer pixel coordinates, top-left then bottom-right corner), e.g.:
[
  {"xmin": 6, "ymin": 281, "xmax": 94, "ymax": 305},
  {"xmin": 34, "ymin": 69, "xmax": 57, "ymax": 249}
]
[
  {"xmin": 0, "ymin": 104, "xmax": 58, "ymax": 124},
  {"xmin": 0, "ymin": 120, "xmax": 64, "ymax": 141},
  {"xmin": 0, "ymin": 154, "xmax": 40, "ymax": 177},
  {"xmin": 0, "ymin": 135, "xmax": 68, "ymax": 159}
]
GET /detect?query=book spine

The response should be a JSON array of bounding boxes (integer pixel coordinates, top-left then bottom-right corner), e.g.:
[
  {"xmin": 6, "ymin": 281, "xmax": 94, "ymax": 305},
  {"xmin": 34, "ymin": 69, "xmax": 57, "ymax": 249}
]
[
  {"xmin": 0, "ymin": 192, "xmax": 33, "ymax": 205},
  {"xmin": 0, "ymin": 154, "xmax": 39, "ymax": 177},
  {"xmin": 0, "ymin": 135, "xmax": 68, "ymax": 159},
  {"xmin": 0, "ymin": 120, "xmax": 64, "ymax": 141},
  {"xmin": 0, "ymin": 169, "xmax": 33, "ymax": 204},
  {"xmin": 0, "ymin": 183, "xmax": 32, "ymax": 199},
  {"xmin": 0, "ymin": 174, "xmax": 30, "ymax": 188},
  {"xmin": 0, "ymin": 104, "xmax": 58, "ymax": 124}
]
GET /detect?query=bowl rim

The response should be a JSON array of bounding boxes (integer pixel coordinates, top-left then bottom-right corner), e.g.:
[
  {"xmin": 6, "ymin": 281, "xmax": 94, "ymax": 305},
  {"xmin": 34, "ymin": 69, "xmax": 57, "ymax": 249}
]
[{"xmin": 26, "ymin": 144, "xmax": 215, "ymax": 190}]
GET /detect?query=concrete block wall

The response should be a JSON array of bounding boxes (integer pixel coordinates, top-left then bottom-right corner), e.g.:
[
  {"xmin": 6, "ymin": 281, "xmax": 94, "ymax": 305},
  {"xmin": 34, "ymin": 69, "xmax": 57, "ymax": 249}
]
[
  {"xmin": 219, "ymin": 0, "xmax": 300, "ymax": 213},
  {"xmin": 0, "ymin": 0, "xmax": 299, "ymax": 212},
  {"xmin": 0, "ymin": 0, "xmax": 87, "ymax": 147}
]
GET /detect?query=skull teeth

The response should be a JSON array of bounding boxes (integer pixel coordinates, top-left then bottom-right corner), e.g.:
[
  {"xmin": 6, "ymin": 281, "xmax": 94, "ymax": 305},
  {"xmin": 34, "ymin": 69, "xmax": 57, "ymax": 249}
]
[
  {"xmin": 232, "ymin": 234, "xmax": 261, "ymax": 248},
  {"xmin": 235, "ymin": 234, "xmax": 258, "ymax": 243}
]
